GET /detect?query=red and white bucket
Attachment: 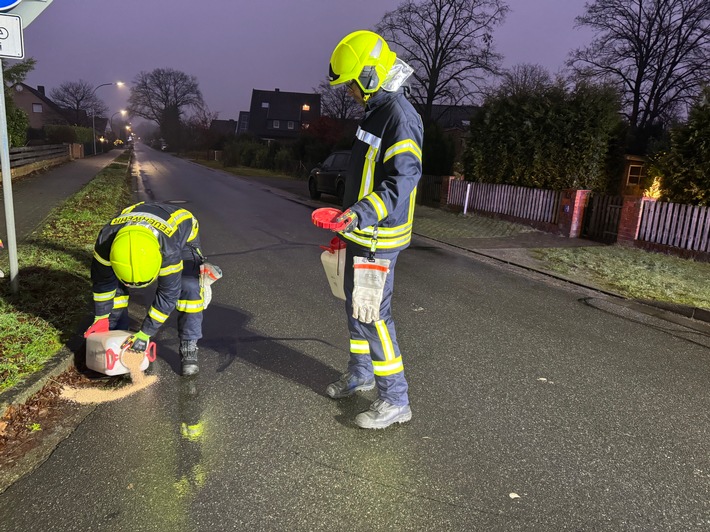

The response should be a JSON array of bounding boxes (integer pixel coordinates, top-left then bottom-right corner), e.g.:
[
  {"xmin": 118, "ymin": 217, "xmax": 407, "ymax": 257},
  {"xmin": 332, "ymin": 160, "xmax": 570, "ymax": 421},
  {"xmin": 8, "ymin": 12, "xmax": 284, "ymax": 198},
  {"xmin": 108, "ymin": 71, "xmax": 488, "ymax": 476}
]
[{"xmin": 85, "ymin": 330, "xmax": 157, "ymax": 376}]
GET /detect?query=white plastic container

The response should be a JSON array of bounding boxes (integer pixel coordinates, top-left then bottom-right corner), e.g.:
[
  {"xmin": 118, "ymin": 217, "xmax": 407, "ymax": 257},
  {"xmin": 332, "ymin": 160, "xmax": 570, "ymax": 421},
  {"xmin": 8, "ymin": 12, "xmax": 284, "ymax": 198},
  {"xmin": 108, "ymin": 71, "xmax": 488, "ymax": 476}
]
[
  {"xmin": 86, "ymin": 330, "xmax": 156, "ymax": 376},
  {"xmin": 320, "ymin": 237, "xmax": 346, "ymax": 301}
]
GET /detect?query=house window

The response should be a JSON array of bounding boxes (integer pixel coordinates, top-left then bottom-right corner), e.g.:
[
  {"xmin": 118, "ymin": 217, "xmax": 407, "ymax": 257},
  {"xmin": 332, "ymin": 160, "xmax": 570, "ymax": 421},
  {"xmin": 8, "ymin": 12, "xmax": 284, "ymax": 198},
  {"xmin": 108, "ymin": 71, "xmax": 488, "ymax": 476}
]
[
  {"xmin": 627, "ymin": 164, "xmax": 646, "ymax": 186},
  {"xmin": 461, "ymin": 120, "xmax": 470, "ymax": 127},
  {"xmin": 273, "ymin": 120, "xmax": 280, "ymax": 129},
  {"xmin": 288, "ymin": 121, "xmax": 294, "ymax": 130},
  {"xmin": 32, "ymin": 103, "xmax": 43, "ymax": 113},
  {"xmin": 261, "ymin": 102, "xmax": 269, "ymax": 109},
  {"xmin": 302, "ymin": 104, "xmax": 310, "ymax": 111}
]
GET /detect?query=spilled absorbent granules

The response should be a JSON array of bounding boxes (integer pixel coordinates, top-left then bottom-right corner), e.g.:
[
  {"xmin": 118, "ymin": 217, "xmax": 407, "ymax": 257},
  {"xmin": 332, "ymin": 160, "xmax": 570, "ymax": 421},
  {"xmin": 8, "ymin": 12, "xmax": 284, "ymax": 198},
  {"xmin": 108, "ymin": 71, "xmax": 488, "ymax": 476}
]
[{"xmin": 61, "ymin": 351, "xmax": 158, "ymax": 404}]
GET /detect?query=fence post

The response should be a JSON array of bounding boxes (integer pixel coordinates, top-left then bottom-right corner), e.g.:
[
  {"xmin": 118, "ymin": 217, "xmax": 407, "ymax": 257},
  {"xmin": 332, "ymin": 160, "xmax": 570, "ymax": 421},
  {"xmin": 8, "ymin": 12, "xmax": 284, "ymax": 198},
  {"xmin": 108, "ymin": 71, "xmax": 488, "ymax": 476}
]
[
  {"xmin": 617, "ymin": 195, "xmax": 653, "ymax": 246},
  {"xmin": 463, "ymin": 182, "xmax": 472, "ymax": 215},
  {"xmin": 557, "ymin": 189, "xmax": 590, "ymax": 238}
]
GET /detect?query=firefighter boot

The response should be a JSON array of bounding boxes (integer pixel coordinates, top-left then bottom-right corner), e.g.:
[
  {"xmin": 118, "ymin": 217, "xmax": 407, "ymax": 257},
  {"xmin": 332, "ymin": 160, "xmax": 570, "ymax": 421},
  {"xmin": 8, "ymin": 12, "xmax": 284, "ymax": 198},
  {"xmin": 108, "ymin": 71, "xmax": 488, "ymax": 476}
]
[
  {"xmin": 355, "ymin": 399, "xmax": 412, "ymax": 429},
  {"xmin": 326, "ymin": 372, "xmax": 375, "ymax": 399},
  {"xmin": 180, "ymin": 340, "xmax": 199, "ymax": 376}
]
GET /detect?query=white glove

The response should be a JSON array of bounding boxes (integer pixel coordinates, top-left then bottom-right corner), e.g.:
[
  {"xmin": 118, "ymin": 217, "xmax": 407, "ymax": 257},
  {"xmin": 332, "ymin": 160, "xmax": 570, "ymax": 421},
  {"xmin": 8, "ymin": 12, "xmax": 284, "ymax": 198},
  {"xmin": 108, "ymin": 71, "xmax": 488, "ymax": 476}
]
[
  {"xmin": 352, "ymin": 257, "xmax": 390, "ymax": 324},
  {"xmin": 200, "ymin": 262, "xmax": 223, "ymax": 310}
]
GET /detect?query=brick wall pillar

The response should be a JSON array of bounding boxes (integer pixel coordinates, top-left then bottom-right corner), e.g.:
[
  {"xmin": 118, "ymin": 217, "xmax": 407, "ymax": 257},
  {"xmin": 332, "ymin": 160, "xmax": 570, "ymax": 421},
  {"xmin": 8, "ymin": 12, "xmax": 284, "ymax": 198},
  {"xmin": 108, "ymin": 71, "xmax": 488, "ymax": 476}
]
[
  {"xmin": 617, "ymin": 195, "xmax": 654, "ymax": 246},
  {"xmin": 557, "ymin": 189, "xmax": 590, "ymax": 238}
]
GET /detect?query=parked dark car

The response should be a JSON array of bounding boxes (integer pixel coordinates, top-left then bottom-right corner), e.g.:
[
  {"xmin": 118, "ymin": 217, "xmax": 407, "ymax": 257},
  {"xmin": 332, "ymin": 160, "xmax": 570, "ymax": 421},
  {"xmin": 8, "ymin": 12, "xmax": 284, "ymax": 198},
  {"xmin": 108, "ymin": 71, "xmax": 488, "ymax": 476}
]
[{"xmin": 308, "ymin": 150, "xmax": 351, "ymax": 201}]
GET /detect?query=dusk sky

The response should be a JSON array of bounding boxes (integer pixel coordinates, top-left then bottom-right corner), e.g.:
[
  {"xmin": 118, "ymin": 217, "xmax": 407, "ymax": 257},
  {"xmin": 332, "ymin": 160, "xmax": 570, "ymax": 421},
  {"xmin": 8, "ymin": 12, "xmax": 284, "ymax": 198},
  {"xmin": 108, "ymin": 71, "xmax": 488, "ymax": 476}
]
[{"xmin": 19, "ymin": 0, "xmax": 594, "ymax": 123}]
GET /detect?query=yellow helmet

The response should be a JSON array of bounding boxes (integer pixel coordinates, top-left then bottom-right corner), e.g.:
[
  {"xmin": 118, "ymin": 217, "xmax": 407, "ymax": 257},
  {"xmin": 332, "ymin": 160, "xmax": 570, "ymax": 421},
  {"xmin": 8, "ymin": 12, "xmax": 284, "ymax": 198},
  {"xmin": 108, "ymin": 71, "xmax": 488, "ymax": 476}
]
[
  {"xmin": 110, "ymin": 225, "xmax": 161, "ymax": 287},
  {"xmin": 328, "ymin": 30, "xmax": 397, "ymax": 97}
]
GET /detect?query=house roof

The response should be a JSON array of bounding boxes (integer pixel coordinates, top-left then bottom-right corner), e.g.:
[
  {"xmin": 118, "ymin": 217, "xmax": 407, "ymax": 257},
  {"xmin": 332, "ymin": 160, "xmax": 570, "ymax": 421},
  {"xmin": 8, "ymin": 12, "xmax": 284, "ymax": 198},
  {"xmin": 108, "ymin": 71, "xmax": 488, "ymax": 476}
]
[
  {"xmin": 209, "ymin": 119, "xmax": 238, "ymax": 136},
  {"xmin": 425, "ymin": 104, "xmax": 479, "ymax": 130}
]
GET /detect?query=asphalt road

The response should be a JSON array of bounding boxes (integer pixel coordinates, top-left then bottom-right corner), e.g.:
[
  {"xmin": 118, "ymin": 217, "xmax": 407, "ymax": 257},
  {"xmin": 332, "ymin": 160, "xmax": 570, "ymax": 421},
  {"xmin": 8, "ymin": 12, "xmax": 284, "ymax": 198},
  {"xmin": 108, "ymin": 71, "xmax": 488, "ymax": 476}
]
[{"xmin": 1, "ymin": 144, "xmax": 709, "ymax": 531}]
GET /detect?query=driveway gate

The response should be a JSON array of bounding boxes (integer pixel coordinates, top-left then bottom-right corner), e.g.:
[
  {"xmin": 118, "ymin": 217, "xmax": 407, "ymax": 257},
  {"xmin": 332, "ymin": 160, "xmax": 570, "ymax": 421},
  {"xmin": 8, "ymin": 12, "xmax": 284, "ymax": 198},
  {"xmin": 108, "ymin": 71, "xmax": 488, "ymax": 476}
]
[{"xmin": 581, "ymin": 193, "xmax": 623, "ymax": 244}]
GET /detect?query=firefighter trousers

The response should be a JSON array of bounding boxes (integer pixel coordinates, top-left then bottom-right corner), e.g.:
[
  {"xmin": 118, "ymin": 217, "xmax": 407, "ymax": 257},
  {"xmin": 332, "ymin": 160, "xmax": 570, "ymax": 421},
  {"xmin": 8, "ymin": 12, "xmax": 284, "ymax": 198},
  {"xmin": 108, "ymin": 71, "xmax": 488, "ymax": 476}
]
[{"xmin": 344, "ymin": 243, "xmax": 409, "ymax": 406}]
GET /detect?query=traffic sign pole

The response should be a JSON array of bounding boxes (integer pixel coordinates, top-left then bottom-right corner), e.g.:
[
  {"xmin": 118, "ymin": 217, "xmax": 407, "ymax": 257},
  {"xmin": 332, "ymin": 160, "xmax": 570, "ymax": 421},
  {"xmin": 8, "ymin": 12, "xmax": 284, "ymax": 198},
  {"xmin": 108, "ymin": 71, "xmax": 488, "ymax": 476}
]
[{"xmin": 0, "ymin": 60, "xmax": 19, "ymax": 292}]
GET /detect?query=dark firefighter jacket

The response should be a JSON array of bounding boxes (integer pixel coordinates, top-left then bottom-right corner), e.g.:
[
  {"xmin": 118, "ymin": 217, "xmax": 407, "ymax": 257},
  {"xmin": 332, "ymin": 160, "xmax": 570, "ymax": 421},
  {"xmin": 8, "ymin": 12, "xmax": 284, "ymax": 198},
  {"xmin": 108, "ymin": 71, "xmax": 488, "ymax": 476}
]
[
  {"xmin": 91, "ymin": 202, "xmax": 201, "ymax": 337},
  {"xmin": 341, "ymin": 87, "xmax": 423, "ymax": 252}
]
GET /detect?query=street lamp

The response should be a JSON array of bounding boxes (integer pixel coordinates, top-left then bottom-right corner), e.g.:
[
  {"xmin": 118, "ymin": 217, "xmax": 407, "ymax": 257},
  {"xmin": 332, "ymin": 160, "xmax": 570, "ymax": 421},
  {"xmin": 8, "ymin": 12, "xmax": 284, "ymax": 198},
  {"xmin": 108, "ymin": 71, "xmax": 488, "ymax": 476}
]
[
  {"xmin": 110, "ymin": 109, "xmax": 127, "ymax": 139},
  {"xmin": 91, "ymin": 81, "xmax": 124, "ymax": 155}
]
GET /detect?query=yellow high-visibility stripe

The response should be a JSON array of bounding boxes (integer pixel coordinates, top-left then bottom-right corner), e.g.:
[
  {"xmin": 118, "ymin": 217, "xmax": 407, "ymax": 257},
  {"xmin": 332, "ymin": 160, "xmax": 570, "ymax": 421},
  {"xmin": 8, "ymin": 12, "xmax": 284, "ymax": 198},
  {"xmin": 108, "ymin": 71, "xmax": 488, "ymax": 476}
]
[
  {"xmin": 113, "ymin": 295, "xmax": 129, "ymax": 309},
  {"xmin": 375, "ymin": 320, "xmax": 396, "ymax": 361},
  {"xmin": 148, "ymin": 306, "xmax": 169, "ymax": 323},
  {"xmin": 373, "ymin": 356, "xmax": 403, "ymax": 376},
  {"xmin": 365, "ymin": 193, "xmax": 388, "ymax": 221},
  {"xmin": 383, "ymin": 139, "xmax": 422, "ymax": 162},
  {"xmin": 93, "ymin": 289, "xmax": 116, "ymax": 302},
  {"xmin": 176, "ymin": 299, "xmax": 203, "ymax": 313},
  {"xmin": 93, "ymin": 250, "xmax": 111, "ymax": 266},
  {"xmin": 160, "ymin": 262, "xmax": 183, "ymax": 276},
  {"xmin": 121, "ymin": 202, "xmax": 144, "ymax": 214},
  {"xmin": 188, "ymin": 218, "xmax": 199, "ymax": 242},
  {"xmin": 350, "ymin": 339, "xmax": 370, "ymax": 354},
  {"xmin": 358, "ymin": 146, "xmax": 378, "ymax": 199}
]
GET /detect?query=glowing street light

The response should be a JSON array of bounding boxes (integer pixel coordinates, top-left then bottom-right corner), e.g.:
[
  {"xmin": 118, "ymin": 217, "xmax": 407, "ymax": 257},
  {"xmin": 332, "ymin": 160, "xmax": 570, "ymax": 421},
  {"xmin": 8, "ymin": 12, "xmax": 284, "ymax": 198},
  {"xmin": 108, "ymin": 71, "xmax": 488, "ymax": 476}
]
[
  {"xmin": 91, "ymin": 81, "xmax": 124, "ymax": 155},
  {"xmin": 110, "ymin": 109, "xmax": 127, "ymax": 138}
]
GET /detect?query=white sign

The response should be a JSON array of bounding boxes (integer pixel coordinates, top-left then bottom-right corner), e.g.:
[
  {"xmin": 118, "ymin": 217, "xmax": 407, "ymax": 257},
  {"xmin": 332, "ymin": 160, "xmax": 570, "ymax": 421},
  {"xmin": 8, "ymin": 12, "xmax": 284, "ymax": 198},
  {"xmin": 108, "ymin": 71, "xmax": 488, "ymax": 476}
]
[{"xmin": 0, "ymin": 13, "xmax": 23, "ymax": 58}]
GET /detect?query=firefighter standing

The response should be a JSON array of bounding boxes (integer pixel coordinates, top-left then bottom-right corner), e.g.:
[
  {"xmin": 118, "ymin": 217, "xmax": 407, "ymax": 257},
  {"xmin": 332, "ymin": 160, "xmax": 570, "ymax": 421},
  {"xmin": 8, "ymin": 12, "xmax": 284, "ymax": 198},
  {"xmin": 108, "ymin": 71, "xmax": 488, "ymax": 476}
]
[
  {"xmin": 84, "ymin": 202, "xmax": 205, "ymax": 376},
  {"xmin": 325, "ymin": 30, "xmax": 424, "ymax": 429}
]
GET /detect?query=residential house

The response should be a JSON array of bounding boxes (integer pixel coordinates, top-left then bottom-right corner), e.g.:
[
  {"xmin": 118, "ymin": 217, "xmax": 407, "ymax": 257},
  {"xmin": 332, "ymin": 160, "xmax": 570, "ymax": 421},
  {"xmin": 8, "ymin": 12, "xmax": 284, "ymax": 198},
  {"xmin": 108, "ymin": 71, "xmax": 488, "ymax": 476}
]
[
  {"xmin": 11, "ymin": 83, "xmax": 69, "ymax": 130},
  {"xmin": 237, "ymin": 111, "xmax": 250, "ymax": 135},
  {"xmin": 246, "ymin": 88, "xmax": 321, "ymax": 142},
  {"xmin": 209, "ymin": 119, "xmax": 238, "ymax": 137},
  {"xmin": 424, "ymin": 103, "xmax": 479, "ymax": 161}
]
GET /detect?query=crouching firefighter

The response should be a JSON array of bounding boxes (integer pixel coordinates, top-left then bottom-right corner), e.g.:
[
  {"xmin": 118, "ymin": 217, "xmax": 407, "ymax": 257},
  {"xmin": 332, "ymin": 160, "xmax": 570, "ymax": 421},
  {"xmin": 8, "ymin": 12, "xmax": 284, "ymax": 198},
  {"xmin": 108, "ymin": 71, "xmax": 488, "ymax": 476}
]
[
  {"xmin": 325, "ymin": 30, "xmax": 424, "ymax": 429},
  {"xmin": 84, "ymin": 202, "xmax": 207, "ymax": 376}
]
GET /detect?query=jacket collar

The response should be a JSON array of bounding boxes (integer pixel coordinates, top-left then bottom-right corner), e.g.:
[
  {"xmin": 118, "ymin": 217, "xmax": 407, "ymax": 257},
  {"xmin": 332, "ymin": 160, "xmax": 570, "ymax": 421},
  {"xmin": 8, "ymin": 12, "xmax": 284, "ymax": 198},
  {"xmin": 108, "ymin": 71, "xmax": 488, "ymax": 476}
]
[{"xmin": 365, "ymin": 89, "xmax": 400, "ymax": 113}]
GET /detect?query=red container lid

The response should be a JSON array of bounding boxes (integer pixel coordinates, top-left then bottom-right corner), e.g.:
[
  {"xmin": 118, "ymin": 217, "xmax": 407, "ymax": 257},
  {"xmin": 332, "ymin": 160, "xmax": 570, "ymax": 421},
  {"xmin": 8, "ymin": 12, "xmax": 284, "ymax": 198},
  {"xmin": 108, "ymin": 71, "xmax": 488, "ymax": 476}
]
[{"xmin": 311, "ymin": 207, "xmax": 343, "ymax": 229}]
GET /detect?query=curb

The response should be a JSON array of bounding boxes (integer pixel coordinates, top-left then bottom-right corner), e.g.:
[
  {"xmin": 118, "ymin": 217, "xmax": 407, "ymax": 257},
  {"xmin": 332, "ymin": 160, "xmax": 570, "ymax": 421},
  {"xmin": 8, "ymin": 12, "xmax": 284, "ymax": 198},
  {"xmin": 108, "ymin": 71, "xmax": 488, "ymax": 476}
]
[{"xmin": 0, "ymin": 347, "xmax": 75, "ymax": 419}]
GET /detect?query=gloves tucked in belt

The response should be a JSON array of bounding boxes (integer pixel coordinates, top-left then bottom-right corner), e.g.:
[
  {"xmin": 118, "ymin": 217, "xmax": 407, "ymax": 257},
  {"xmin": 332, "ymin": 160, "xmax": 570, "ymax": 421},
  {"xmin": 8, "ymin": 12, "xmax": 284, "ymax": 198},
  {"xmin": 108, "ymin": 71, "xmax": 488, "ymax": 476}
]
[
  {"xmin": 121, "ymin": 330, "xmax": 150, "ymax": 352},
  {"xmin": 351, "ymin": 257, "xmax": 390, "ymax": 324},
  {"xmin": 84, "ymin": 316, "xmax": 109, "ymax": 338}
]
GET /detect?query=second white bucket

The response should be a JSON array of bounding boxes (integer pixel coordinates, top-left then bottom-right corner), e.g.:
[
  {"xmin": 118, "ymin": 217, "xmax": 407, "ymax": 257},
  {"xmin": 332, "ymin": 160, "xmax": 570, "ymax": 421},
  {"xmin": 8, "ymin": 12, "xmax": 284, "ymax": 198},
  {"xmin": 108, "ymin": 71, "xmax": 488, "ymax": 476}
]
[{"xmin": 320, "ymin": 237, "xmax": 346, "ymax": 300}]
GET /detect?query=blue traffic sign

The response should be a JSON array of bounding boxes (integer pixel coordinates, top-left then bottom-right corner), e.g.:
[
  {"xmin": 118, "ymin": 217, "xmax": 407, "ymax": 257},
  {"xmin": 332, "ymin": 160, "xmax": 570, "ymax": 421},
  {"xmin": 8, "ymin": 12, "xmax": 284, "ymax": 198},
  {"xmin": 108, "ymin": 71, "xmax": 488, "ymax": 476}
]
[{"xmin": 0, "ymin": 0, "xmax": 22, "ymax": 12}]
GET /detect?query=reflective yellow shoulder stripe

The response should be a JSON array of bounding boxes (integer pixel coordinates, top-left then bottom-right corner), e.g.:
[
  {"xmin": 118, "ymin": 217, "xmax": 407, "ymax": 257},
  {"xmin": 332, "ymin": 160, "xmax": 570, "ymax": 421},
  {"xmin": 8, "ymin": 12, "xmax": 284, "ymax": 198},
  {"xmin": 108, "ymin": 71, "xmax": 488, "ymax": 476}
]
[
  {"xmin": 160, "ymin": 261, "xmax": 183, "ymax": 276},
  {"xmin": 383, "ymin": 139, "xmax": 422, "ymax": 163},
  {"xmin": 148, "ymin": 306, "xmax": 169, "ymax": 323},
  {"xmin": 168, "ymin": 209, "xmax": 192, "ymax": 227},
  {"xmin": 365, "ymin": 193, "xmax": 388, "ymax": 221},
  {"xmin": 93, "ymin": 250, "xmax": 111, "ymax": 266},
  {"xmin": 188, "ymin": 218, "xmax": 199, "ymax": 242}
]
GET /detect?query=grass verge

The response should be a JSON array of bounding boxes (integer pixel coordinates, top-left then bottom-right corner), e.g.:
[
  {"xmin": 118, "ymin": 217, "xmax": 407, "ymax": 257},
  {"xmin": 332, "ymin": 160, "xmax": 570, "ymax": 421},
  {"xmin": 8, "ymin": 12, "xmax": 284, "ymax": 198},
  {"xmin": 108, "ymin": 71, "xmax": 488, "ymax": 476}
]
[
  {"xmin": 532, "ymin": 246, "xmax": 710, "ymax": 310},
  {"xmin": 0, "ymin": 152, "xmax": 132, "ymax": 392}
]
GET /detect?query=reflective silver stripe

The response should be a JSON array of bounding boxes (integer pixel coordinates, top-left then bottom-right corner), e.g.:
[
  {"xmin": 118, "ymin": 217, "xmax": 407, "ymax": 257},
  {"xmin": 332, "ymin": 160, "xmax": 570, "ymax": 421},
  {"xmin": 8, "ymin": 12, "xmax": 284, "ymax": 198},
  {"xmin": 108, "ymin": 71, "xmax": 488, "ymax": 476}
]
[
  {"xmin": 93, "ymin": 250, "xmax": 111, "ymax": 266},
  {"xmin": 356, "ymin": 127, "xmax": 381, "ymax": 149},
  {"xmin": 160, "ymin": 261, "xmax": 183, "ymax": 276},
  {"xmin": 176, "ymin": 299, "xmax": 203, "ymax": 313},
  {"xmin": 373, "ymin": 356, "xmax": 404, "ymax": 376},
  {"xmin": 93, "ymin": 290, "xmax": 116, "ymax": 302},
  {"xmin": 350, "ymin": 339, "xmax": 370, "ymax": 354},
  {"xmin": 375, "ymin": 320, "xmax": 396, "ymax": 361},
  {"xmin": 111, "ymin": 212, "xmax": 176, "ymax": 237},
  {"xmin": 365, "ymin": 193, "xmax": 387, "ymax": 220},
  {"xmin": 383, "ymin": 139, "xmax": 422, "ymax": 162},
  {"xmin": 113, "ymin": 295, "xmax": 129, "ymax": 309},
  {"xmin": 148, "ymin": 306, "xmax": 169, "ymax": 323}
]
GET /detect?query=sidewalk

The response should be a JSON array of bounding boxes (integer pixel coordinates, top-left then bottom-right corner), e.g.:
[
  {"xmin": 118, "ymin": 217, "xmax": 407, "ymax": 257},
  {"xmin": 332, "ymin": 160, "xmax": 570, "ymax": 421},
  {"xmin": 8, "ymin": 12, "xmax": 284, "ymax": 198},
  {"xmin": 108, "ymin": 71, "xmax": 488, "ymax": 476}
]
[{"xmin": 0, "ymin": 151, "xmax": 119, "ymax": 241}]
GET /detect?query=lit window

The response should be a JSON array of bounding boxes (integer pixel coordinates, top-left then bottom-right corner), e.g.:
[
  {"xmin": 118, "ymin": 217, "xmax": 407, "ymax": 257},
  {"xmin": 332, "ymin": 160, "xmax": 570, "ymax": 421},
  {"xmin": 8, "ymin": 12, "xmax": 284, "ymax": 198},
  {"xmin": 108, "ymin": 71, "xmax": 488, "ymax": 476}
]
[
  {"xmin": 302, "ymin": 104, "xmax": 310, "ymax": 111},
  {"xmin": 627, "ymin": 164, "xmax": 646, "ymax": 186},
  {"xmin": 461, "ymin": 120, "xmax": 470, "ymax": 127},
  {"xmin": 273, "ymin": 120, "xmax": 280, "ymax": 129},
  {"xmin": 32, "ymin": 103, "xmax": 43, "ymax": 113},
  {"xmin": 262, "ymin": 102, "xmax": 269, "ymax": 109},
  {"xmin": 288, "ymin": 121, "xmax": 294, "ymax": 130}
]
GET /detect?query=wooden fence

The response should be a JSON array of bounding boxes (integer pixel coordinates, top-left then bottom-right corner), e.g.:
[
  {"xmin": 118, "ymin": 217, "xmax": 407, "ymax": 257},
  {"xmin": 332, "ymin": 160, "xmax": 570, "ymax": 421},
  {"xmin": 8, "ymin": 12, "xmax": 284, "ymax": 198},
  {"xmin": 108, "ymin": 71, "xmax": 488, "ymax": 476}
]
[
  {"xmin": 448, "ymin": 180, "xmax": 561, "ymax": 226},
  {"xmin": 581, "ymin": 193, "xmax": 623, "ymax": 244},
  {"xmin": 8, "ymin": 145, "xmax": 70, "ymax": 168},
  {"xmin": 638, "ymin": 200, "xmax": 710, "ymax": 253}
]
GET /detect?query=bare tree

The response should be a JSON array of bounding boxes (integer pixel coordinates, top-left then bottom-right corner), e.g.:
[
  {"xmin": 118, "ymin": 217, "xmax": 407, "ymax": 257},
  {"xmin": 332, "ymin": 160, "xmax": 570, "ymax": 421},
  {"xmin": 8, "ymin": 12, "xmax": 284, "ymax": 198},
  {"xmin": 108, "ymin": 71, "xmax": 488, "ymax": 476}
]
[
  {"xmin": 497, "ymin": 63, "xmax": 553, "ymax": 97},
  {"xmin": 568, "ymin": 0, "xmax": 710, "ymax": 142},
  {"xmin": 376, "ymin": 0, "xmax": 509, "ymax": 123},
  {"xmin": 49, "ymin": 79, "xmax": 109, "ymax": 126},
  {"xmin": 315, "ymin": 80, "xmax": 363, "ymax": 120},
  {"xmin": 126, "ymin": 68, "xmax": 204, "ymax": 133}
]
